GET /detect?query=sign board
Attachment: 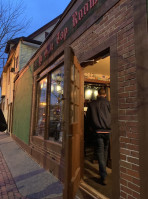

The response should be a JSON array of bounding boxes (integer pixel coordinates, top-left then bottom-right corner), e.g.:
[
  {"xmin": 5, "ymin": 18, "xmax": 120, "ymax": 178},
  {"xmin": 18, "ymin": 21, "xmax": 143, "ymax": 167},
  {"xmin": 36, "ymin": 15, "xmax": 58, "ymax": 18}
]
[{"xmin": 34, "ymin": 0, "xmax": 107, "ymax": 71}]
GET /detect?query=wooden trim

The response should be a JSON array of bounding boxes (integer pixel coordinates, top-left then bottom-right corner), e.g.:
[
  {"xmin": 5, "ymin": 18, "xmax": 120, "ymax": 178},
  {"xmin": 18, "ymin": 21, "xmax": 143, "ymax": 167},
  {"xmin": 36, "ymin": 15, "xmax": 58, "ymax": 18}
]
[
  {"xmin": 80, "ymin": 66, "xmax": 84, "ymax": 180},
  {"xmin": 35, "ymin": 55, "xmax": 64, "ymax": 79},
  {"xmin": 30, "ymin": 75, "xmax": 38, "ymax": 141},
  {"xmin": 45, "ymin": 73, "xmax": 50, "ymax": 140},
  {"xmin": 84, "ymin": 78, "xmax": 110, "ymax": 84},
  {"xmin": 11, "ymin": 88, "xmax": 15, "ymax": 136},
  {"xmin": 133, "ymin": 0, "xmax": 148, "ymax": 198},
  {"xmin": 31, "ymin": 136, "xmax": 62, "ymax": 151},
  {"xmin": 78, "ymin": 35, "xmax": 119, "ymax": 199},
  {"xmin": 110, "ymin": 36, "xmax": 120, "ymax": 199},
  {"xmin": 63, "ymin": 46, "xmax": 72, "ymax": 199},
  {"xmin": 79, "ymin": 181, "xmax": 109, "ymax": 199},
  {"xmin": 29, "ymin": 75, "xmax": 34, "ymax": 144},
  {"xmin": 44, "ymin": 75, "xmax": 49, "ymax": 140}
]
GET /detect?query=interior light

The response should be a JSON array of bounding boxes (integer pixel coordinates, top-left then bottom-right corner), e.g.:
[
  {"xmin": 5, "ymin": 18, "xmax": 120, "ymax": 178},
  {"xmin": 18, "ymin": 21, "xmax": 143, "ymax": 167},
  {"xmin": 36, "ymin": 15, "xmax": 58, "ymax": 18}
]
[
  {"xmin": 40, "ymin": 102, "xmax": 46, "ymax": 106},
  {"xmin": 85, "ymin": 89, "xmax": 92, "ymax": 99},
  {"xmin": 94, "ymin": 90, "xmax": 98, "ymax": 97},
  {"xmin": 51, "ymin": 85, "xmax": 54, "ymax": 92},
  {"xmin": 84, "ymin": 107, "xmax": 88, "ymax": 112},
  {"xmin": 56, "ymin": 85, "xmax": 61, "ymax": 92},
  {"xmin": 43, "ymin": 83, "xmax": 47, "ymax": 88}
]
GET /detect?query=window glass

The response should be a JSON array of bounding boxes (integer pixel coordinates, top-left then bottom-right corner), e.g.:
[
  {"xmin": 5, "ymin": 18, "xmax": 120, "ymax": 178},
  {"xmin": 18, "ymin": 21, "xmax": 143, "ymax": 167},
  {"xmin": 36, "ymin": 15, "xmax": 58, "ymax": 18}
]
[
  {"xmin": 49, "ymin": 66, "xmax": 64, "ymax": 142},
  {"xmin": 36, "ymin": 77, "xmax": 47, "ymax": 137}
]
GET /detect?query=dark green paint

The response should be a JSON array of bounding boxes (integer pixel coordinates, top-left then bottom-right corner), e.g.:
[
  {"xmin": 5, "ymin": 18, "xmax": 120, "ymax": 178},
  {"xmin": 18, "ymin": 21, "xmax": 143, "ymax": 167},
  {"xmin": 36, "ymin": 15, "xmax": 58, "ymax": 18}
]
[{"xmin": 12, "ymin": 66, "xmax": 33, "ymax": 144}]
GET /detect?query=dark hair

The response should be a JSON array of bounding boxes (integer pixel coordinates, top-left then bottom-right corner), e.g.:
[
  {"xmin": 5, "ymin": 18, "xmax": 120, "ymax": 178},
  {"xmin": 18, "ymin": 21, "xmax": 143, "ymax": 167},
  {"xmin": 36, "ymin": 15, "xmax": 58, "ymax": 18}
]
[{"xmin": 98, "ymin": 88, "xmax": 106, "ymax": 96}]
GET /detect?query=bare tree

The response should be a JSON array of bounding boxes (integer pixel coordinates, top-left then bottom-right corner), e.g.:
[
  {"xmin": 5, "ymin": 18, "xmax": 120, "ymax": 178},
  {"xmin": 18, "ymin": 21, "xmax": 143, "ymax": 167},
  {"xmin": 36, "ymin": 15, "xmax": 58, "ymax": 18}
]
[{"xmin": 0, "ymin": 0, "xmax": 30, "ymax": 69}]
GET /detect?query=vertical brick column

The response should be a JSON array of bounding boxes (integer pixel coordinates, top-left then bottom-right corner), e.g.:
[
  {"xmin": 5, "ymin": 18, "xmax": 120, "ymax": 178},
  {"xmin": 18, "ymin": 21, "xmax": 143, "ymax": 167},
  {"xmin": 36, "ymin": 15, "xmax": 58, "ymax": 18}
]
[
  {"xmin": 134, "ymin": 0, "xmax": 148, "ymax": 198},
  {"xmin": 117, "ymin": 1, "xmax": 140, "ymax": 198}
]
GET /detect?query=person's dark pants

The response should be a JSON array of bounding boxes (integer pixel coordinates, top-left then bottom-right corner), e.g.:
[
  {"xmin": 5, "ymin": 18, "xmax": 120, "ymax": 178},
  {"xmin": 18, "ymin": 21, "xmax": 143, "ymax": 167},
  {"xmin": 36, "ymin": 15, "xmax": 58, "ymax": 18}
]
[{"xmin": 95, "ymin": 133, "xmax": 110, "ymax": 180}]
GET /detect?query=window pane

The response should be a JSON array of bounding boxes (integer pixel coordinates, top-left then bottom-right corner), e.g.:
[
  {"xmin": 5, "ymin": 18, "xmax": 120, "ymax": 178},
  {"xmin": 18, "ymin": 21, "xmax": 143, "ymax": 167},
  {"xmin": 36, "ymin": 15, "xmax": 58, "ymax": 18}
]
[
  {"xmin": 71, "ymin": 84, "xmax": 74, "ymax": 103},
  {"xmin": 70, "ymin": 104, "xmax": 74, "ymax": 123},
  {"xmin": 36, "ymin": 77, "xmax": 47, "ymax": 137},
  {"xmin": 49, "ymin": 66, "xmax": 64, "ymax": 142},
  {"xmin": 75, "ymin": 67, "xmax": 79, "ymax": 87},
  {"xmin": 71, "ymin": 64, "xmax": 75, "ymax": 81}
]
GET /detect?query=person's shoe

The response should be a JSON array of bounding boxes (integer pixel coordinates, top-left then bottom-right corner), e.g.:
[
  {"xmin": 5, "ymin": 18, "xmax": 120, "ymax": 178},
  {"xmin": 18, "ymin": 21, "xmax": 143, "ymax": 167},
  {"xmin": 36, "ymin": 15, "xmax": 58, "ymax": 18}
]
[{"xmin": 100, "ymin": 177, "xmax": 107, "ymax": 185}]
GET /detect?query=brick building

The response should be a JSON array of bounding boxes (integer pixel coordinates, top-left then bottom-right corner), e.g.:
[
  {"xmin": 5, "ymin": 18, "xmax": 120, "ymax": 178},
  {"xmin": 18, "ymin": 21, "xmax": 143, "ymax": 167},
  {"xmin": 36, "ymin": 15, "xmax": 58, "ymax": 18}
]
[{"xmin": 12, "ymin": 0, "xmax": 148, "ymax": 198}]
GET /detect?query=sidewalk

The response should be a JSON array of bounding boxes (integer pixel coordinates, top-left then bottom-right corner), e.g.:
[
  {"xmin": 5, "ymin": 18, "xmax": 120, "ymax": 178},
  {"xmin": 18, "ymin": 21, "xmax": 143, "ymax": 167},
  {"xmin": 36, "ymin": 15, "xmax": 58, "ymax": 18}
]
[{"xmin": 0, "ymin": 132, "xmax": 63, "ymax": 199}]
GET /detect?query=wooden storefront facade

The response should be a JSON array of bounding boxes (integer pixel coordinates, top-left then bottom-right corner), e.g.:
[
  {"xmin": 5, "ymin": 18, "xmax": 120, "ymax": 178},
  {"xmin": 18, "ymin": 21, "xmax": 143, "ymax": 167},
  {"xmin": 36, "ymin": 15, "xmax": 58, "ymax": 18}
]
[{"xmin": 12, "ymin": 0, "xmax": 148, "ymax": 198}]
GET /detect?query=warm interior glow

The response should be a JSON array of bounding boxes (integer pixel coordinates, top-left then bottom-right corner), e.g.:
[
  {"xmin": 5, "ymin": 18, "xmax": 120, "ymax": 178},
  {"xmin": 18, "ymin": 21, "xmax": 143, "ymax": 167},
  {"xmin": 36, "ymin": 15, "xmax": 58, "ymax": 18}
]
[
  {"xmin": 51, "ymin": 85, "xmax": 54, "ymax": 92},
  {"xmin": 85, "ymin": 89, "xmax": 92, "ymax": 99},
  {"xmin": 56, "ymin": 85, "xmax": 61, "ymax": 92},
  {"xmin": 40, "ymin": 102, "xmax": 46, "ymax": 106},
  {"xmin": 94, "ymin": 90, "xmax": 98, "ymax": 97}
]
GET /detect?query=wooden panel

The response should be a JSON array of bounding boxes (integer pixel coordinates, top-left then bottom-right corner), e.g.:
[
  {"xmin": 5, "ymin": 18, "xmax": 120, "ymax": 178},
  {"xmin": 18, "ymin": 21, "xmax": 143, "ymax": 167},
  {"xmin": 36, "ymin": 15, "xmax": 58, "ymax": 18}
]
[
  {"xmin": 84, "ymin": 78, "xmax": 110, "ymax": 84},
  {"xmin": 63, "ymin": 47, "xmax": 83, "ymax": 199}
]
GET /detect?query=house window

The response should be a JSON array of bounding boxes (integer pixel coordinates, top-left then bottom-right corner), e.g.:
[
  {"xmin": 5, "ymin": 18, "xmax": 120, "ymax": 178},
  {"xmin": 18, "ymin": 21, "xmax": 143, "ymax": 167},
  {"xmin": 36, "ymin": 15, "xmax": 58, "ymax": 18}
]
[
  {"xmin": 14, "ymin": 56, "xmax": 18, "ymax": 69},
  {"xmin": 36, "ymin": 77, "xmax": 47, "ymax": 137},
  {"xmin": 8, "ymin": 68, "xmax": 10, "ymax": 84},
  {"xmin": 16, "ymin": 56, "xmax": 18, "ymax": 69},
  {"xmin": 49, "ymin": 66, "xmax": 64, "ymax": 142}
]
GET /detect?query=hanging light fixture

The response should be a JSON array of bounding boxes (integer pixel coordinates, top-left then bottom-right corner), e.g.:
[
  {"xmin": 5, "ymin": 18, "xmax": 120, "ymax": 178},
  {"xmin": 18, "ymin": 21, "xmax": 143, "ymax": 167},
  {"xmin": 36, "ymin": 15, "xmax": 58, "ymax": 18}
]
[{"xmin": 85, "ymin": 89, "xmax": 92, "ymax": 99}]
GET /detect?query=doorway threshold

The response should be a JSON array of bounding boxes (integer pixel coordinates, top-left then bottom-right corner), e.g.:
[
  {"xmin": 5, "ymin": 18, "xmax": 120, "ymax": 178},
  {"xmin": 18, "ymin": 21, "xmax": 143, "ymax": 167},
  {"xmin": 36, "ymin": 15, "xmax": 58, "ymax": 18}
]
[{"xmin": 76, "ymin": 181, "xmax": 110, "ymax": 199}]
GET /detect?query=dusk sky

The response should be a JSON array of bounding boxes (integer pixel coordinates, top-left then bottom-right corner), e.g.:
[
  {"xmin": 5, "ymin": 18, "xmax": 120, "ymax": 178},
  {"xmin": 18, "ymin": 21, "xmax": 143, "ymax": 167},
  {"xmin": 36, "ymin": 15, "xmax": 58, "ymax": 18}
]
[
  {"xmin": 22, "ymin": 0, "xmax": 71, "ymax": 36},
  {"xmin": 0, "ymin": 0, "xmax": 71, "ymax": 73}
]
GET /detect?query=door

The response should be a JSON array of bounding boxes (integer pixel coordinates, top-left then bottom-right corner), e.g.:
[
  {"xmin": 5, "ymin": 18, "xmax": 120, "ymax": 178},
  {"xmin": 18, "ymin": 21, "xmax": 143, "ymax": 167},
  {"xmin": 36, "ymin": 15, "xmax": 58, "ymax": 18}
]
[
  {"xmin": 9, "ymin": 103, "xmax": 13, "ymax": 134},
  {"xmin": 7, "ymin": 103, "xmax": 12, "ymax": 134},
  {"xmin": 63, "ymin": 47, "xmax": 84, "ymax": 199}
]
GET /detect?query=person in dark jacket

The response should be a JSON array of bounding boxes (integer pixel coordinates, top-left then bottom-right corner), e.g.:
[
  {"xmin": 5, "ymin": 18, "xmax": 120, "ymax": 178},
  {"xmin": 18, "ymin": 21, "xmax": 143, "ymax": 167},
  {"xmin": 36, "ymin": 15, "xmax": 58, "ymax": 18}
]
[
  {"xmin": 0, "ymin": 108, "xmax": 7, "ymax": 132},
  {"xmin": 86, "ymin": 88, "xmax": 111, "ymax": 185}
]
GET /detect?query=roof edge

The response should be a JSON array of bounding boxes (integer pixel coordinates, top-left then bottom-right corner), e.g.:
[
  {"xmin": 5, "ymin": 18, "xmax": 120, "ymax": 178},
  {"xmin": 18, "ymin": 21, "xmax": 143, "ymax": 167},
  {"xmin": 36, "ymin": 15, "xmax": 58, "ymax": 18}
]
[{"xmin": 28, "ymin": 14, "xmax": 62, "ymax": 40}]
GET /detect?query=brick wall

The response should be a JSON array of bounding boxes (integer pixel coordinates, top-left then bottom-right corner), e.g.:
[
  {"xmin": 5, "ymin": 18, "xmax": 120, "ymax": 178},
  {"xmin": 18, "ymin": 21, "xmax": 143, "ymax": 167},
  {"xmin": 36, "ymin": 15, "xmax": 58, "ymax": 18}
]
[{"xmin": 72, "ymin": 0, "xmax": 140, "ymax": 198}]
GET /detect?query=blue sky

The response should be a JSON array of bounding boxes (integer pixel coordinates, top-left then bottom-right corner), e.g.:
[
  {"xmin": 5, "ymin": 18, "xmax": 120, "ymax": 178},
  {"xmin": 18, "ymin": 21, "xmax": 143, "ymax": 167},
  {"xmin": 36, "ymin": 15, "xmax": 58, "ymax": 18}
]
[
  {"xmin": 23, "ymin": 0, "xmax": 71, "ymax": 36},
  {"xmin": 0, "ymin": 0, "xmax": 71, "ymax": 73}
]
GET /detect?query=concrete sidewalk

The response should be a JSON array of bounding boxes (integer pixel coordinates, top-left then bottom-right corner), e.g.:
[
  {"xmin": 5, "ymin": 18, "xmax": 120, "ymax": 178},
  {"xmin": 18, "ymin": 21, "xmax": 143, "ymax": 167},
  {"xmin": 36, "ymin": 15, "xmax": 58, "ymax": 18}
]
[{"xmin": 0, "ymin": 132, "xmax": 63, "ymax": 199}]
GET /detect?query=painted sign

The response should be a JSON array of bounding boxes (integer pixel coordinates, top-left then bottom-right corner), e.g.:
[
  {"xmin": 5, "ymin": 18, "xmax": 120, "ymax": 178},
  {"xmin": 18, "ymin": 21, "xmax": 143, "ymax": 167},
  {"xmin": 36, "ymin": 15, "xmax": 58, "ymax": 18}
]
[{"xmin": 34, "ymin": 0, "xmax": 107, "ymax": 71}]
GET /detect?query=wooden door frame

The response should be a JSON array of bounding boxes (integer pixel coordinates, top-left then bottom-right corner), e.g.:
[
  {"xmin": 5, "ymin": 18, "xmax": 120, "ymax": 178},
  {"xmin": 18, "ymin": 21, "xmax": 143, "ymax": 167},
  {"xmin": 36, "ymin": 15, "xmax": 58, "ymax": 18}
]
[
  {"xmin": 63, "ymin": 46, "xmax": 84, "ymax": 199},
  {"xmin": 63, "ymin": 46, "xmax": 74, "ymax": 199},
  {"xmin": 73, "ymin": 35, "xmax": 119, "ymax": 199}
]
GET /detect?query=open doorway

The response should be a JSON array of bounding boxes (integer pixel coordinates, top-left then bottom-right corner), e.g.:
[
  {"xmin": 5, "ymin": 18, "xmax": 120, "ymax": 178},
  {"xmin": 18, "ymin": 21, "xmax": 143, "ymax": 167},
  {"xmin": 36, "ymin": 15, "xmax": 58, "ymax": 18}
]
[{"xmin": 83, "ymin": 54, "xmax": 112, "ymax": 198}]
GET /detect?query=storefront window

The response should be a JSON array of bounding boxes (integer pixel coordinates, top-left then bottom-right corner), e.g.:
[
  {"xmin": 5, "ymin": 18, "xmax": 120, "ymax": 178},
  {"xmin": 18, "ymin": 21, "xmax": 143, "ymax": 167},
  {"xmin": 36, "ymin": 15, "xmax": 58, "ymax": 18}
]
[
  {"xmin": 49, "ymin": 66, "xmax": 64, "ymax": 142},
  {"xmin": 36, "ymin": 77, "xmax": 47, "ymax": 137}
]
